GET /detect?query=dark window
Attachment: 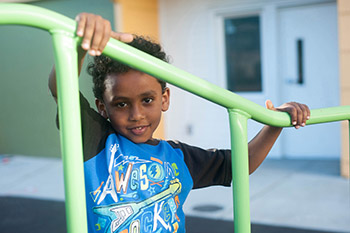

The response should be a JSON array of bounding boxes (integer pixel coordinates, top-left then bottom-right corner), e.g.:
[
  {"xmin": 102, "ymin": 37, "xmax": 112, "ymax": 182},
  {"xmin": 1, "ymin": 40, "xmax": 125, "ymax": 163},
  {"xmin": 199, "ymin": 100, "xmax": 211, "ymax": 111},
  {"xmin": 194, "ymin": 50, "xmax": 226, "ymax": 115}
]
[{"xmin": 224, "ymin": 16, "xmax": 262, "ymax": 92}]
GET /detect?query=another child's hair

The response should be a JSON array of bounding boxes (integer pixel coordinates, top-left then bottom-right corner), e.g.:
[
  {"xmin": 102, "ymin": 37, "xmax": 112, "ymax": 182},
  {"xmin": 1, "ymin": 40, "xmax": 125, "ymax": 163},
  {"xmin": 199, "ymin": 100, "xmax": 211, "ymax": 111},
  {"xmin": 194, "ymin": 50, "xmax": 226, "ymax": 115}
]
[{"xmin": 87, "ymin": 36, "xmax": 169, "ymax": 101}]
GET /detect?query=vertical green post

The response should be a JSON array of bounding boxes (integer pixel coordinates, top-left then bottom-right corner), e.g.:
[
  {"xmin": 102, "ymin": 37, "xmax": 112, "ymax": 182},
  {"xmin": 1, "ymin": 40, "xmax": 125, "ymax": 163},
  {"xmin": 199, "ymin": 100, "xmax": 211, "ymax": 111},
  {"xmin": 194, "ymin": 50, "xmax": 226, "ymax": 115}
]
[
  {"xmin": 228, "ymin": 109, "xmax": 251, "ymax": 233},
  {"xmin": 51, "ymin": 31, "xmax": 88, "ymax": 233}
]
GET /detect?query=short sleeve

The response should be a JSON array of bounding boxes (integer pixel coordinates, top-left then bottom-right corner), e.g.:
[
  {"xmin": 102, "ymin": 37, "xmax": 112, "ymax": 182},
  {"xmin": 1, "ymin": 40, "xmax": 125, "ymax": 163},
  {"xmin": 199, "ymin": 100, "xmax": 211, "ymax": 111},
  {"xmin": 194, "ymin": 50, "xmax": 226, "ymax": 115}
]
[
  {"xmin": 167, "ymin": 140, "xmax": 232, "ymax": 189},
  {"xmin": 79, "ymin": 93, "xmax": 115, "ymax": 161}
]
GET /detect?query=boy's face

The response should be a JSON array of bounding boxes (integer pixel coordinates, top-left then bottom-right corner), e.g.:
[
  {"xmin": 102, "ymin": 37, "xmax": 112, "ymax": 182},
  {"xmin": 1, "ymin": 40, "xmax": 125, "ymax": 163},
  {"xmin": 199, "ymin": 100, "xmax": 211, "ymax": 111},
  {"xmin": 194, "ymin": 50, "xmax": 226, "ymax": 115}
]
[{"xmin": 96, "ymin": 70, "xmax": 170, "ymax": 144}]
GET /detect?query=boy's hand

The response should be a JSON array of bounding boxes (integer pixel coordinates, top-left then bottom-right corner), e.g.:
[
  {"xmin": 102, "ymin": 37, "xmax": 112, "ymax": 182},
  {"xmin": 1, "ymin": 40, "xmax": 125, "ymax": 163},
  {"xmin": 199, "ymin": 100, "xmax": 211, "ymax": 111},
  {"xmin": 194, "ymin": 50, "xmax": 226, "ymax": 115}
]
[
  {"xmin": 75, "ymin": 13, "xmax": 133, "ymax": 56},
  {"xmin": 265, "ymin": 100, "xmax": 310, "ymax": 129}
]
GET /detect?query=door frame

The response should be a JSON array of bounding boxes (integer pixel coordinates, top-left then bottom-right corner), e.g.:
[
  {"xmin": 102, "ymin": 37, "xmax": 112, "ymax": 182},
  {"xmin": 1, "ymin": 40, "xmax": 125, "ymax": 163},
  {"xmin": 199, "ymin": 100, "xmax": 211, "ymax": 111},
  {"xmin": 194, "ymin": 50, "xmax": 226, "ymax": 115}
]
[{"xmin": 211, "ymin": 0, "xmax": 336, "ymax": 158}]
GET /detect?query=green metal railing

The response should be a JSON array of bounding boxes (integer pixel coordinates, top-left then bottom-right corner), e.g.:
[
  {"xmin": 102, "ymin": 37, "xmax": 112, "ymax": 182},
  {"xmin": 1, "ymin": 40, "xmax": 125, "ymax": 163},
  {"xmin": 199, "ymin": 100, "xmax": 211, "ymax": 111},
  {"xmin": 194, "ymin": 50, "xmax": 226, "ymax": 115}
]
[{"xmin": 0, "ymin": 3, "xmax": 349, "ymax": 233}]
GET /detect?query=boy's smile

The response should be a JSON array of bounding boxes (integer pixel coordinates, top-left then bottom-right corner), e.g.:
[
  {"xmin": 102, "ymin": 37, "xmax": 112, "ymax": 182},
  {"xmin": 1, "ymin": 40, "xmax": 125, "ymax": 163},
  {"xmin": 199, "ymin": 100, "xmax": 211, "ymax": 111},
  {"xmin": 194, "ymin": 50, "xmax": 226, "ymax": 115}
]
[{"xmin": 96, "ymin": 70, "xmax": 169, "ymax": 143}]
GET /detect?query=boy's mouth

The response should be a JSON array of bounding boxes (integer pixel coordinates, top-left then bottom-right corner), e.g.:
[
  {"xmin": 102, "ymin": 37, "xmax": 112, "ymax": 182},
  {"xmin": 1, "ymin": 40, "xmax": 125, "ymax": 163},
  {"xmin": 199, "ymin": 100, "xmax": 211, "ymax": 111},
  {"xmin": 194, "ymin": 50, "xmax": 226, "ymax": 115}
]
[{"xmin": 129, "ymin": 125, "xmax": 150, "ymax": 135}]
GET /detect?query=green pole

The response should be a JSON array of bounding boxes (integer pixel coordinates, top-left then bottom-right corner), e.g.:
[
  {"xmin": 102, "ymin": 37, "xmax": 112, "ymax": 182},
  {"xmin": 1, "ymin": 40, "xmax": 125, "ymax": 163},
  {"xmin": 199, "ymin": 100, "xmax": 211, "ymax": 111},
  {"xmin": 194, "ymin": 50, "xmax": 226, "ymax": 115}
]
[
  {"xmin": 228, "ymin": 109, "xmax": 252, "ymax": 233},
  {"xmin": 51, "ymin": 31, "xmax": 88, "ymax": 233}
]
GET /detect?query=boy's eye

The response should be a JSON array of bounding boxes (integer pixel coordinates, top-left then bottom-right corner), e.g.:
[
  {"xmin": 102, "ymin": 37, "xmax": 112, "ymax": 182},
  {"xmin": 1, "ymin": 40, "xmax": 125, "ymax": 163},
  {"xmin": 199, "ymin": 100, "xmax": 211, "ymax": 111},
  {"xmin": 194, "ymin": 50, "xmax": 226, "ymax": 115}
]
[
  {"xmin": 116, "ymin": 102, "xmax": 127, "ymax": 108},
  {"xmin": 143, "ymin": 98, "xmax": 154, "ymax": 104},
  {"xmin": 143, "ymin": 98, "xmax": 153, "ymax": 104}
]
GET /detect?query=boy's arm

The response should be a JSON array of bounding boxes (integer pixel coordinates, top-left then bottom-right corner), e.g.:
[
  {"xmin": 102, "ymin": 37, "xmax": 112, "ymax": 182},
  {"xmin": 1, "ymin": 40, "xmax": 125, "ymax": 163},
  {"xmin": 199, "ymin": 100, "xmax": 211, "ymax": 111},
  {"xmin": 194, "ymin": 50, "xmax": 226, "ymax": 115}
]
[
  {"xmin": 48, "ymin": 13, "xmax": 133, "ymax": 102},
  {"xmin": 248, "ymin": 100, "xmax": 310, "ymax": 174}
]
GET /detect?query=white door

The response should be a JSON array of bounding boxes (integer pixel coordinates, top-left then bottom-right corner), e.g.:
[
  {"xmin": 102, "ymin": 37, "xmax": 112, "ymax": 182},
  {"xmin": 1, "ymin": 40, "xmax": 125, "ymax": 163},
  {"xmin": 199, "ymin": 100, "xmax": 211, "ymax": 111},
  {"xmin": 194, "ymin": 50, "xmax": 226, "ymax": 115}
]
[{"xmin": 278, "ymin": 2, "xmax": 340, "ymax": 158}]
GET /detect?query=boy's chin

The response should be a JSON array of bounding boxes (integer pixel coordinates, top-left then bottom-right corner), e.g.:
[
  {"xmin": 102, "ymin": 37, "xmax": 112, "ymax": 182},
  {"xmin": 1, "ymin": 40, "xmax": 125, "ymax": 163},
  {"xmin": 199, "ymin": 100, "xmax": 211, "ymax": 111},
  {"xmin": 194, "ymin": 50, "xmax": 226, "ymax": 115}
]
[{"xmin": 123, "ymin": 134, "xmax": 154, "ymax": 144}]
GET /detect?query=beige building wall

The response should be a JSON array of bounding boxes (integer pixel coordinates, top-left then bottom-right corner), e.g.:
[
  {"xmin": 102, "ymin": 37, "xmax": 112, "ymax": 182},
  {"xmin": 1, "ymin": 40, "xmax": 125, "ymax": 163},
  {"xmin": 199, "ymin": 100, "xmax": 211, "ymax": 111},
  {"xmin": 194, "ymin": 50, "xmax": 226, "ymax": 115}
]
[
  {"xmin": 113, "ymin": 0, "xmax": 159, "ymax": 39},
  {"xmin": 112, "ymin": 0, "xmax": 165, "ymax": 139},
  {"xmin": 338, "ymin": 0, "xmax": 350, "ymax": 178}
]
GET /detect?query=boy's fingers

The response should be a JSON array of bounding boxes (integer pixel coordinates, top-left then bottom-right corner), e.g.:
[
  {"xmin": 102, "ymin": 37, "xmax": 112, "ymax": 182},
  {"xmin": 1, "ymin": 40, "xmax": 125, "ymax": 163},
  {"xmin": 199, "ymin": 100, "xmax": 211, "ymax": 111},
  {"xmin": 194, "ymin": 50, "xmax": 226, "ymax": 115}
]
[
  {"xmin": 96, "ymin": 21, "xmax": 112, "ymax": 55},
  {"xmin": 278, "ymin": 103, "xmax": 298, "ymax": 127},
  {"xmin": 265, "ymin": 99, "xmax": 275, "ymax": 110},
  {"xmin": 300, "ymin": 103, "xmax": 310, "ymax": 126},
  {"xmin": 290, "ymin": 102, "xmax": 311, "ymax": 129},
  {"xmin": 75, "ymin": 12, "xmax": 133, "ymax": 56},
  {"xmin": 293, "ymin": 102, "xmax": 304, "ymax": 128},
  {"xmin": 89, "ymin": 17, "xmax": 106, "ymax": 55},
  {"xmin": 111, "ymin": 31, "xmax": 134, "ymax": 43},
  {"xmin": 305, "ymin": 104, "xmax": 311, "ymax": 120},
  {"xmin": 274, "ymin": 101, "xmax": 310, "ymax": 129},
  {"xmin": 75, "ymin": 13, "xmax": 86, "ymax": 38},
  {"xmin": 81, "ymin": 15, "xmax": 96, "ymax": 51}
]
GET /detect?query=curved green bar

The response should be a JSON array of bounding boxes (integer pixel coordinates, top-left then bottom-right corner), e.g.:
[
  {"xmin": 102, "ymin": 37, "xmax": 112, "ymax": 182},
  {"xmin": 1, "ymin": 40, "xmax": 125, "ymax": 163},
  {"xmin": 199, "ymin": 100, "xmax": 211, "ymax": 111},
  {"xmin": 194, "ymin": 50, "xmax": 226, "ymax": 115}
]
[
  {"xmin": 0, "ymin": 3, "xmax": 76, "ymax": 33},
  {"xmin": 1, "ymin": 3, "xmax": 349, "ymax": 126},
  {"xmin": 1, "ymin": 3, "xmax": 349, "ymax": 233}
]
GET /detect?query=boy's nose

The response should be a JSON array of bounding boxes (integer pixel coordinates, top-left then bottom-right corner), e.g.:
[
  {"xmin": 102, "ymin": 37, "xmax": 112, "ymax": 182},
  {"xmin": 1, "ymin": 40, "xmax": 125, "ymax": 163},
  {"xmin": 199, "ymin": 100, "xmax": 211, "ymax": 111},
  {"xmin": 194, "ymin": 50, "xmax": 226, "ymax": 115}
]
[{"xmin": 129, "ymin": 105, "xmax": 144, "ymax": 121}]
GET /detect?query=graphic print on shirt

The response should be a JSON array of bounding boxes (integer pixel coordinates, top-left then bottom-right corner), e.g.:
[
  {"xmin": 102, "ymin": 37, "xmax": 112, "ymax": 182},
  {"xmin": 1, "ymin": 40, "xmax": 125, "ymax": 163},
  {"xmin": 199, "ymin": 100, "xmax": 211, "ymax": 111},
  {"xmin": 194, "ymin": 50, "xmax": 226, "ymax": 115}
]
[{"xmin": 88, "ymin": 143, "xmax": 186, "ymax": 233}]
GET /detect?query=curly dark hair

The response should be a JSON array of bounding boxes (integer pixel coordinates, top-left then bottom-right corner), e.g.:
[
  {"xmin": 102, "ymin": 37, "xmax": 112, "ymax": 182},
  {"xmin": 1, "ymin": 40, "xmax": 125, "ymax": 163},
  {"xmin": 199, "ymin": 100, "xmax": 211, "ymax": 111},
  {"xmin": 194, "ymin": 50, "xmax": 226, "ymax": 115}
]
[{"xmin": 87, "ymin": 36, "xmax": 169, "ymax": 101}]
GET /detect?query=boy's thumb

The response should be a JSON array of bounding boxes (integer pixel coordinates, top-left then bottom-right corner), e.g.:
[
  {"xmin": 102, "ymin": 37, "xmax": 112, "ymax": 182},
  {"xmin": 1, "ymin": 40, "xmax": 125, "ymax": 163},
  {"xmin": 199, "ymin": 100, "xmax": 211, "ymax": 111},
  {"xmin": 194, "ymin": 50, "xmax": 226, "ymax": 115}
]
[{"xmin": 265, "ymin": 99, "xmax": 275, "ymax": 110}]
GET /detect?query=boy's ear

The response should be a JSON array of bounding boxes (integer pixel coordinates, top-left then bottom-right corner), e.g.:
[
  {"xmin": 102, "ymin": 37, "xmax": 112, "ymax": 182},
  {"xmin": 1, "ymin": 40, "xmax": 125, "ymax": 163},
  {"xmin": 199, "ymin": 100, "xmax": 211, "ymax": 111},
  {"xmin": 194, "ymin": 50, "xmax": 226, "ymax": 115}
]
[
  {"xmin": 95, "ymin": 98, "xmax": 108, "ymax": 119},
  {"xmin": 161, "ymin": 87, "xmax": 170, "ymax": 112}
]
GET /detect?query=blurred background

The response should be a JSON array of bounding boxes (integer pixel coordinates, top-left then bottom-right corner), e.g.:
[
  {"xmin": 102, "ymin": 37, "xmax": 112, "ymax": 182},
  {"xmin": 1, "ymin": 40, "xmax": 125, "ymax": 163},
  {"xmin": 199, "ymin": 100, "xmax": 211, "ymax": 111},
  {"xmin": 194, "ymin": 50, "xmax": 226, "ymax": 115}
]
[{"xmin": 0, "ymin": 0, "xmax": 349, "ymax": 232}]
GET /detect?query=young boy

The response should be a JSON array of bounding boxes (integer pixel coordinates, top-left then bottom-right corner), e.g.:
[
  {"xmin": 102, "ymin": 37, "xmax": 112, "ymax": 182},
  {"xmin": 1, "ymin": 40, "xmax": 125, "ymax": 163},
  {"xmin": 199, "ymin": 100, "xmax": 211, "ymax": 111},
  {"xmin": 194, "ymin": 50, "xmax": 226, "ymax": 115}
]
[{"xmin": 49, "ymin": 13, "xmax": 310, "ymax": 233}]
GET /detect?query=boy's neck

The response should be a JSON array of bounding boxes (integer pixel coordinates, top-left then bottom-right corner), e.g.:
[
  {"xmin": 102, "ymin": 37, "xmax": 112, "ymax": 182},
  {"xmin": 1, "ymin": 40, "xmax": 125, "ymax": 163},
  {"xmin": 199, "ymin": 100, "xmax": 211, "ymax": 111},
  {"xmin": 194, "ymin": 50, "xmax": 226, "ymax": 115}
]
[{"xmin": 145, "ymin": 138, "xmax": 160, "ymax": 145}]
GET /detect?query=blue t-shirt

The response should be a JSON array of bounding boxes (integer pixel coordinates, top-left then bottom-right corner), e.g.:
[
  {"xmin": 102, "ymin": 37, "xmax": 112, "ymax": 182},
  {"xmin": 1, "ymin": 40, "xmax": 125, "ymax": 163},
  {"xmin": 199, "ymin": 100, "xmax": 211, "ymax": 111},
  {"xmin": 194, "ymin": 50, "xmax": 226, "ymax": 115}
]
[{"xmin": 84, "ymin": 133, "xmax": 193, "ymax": 233}]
